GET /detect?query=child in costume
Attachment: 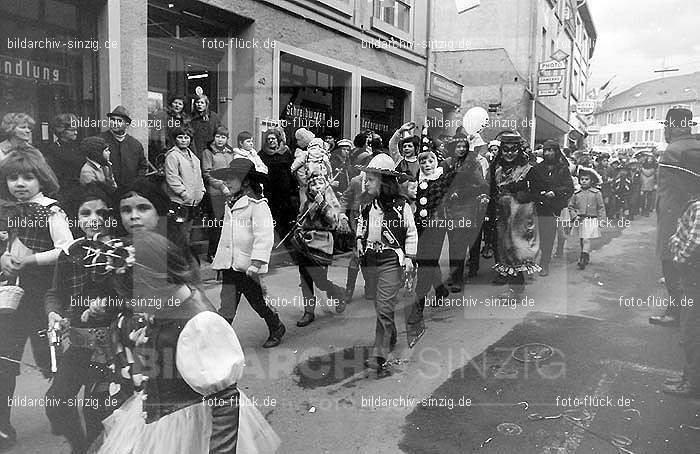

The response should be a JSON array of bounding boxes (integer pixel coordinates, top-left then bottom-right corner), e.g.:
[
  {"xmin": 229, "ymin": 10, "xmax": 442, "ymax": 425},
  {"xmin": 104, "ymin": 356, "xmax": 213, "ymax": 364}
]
[
  {"xmin": 568, "ymin": 168, "xmax": 606, "ymax": 270},
  {"xmin": 291, "ymin": 135, "xmax": 332, "ymax": 207},
  {"xmin": 355, "ymin": 154, "xmax": 417, "ymax": 376},
  {"xmin": 43, "ymin": 183, "xmax": 120, "ymax": 454},
  {"xmin": 414, "ymin": 149, "xmax": 450, "ymax": 307},
  {"xmin": 211, "ymin": 159, "xmax": 286, "ymax": 348},
  {"xmin": 292, "ymin": 168, "xmax": 346, "ymax": 327},
  {"xmin": 0, "ymin": 148, "xmax": 74, "ymax": 451},
  {"xmin": 91, "ymin": 231, "xmax": 280, "ymax": 454}
]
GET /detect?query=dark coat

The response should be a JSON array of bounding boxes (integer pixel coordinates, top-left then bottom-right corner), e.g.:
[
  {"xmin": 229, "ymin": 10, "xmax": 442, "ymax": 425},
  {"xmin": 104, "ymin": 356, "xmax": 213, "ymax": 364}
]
[
  {"xmin": 100, "ymin": 131, "xmax": 149, "ymax": 189},
  {"xmin": 442, "ymin": 155, "xmax": 490, "ymax": 222},
  {"xmin": 656, "ymin": 134, "xmax": 700, "ymax": 259},
  {"xmin": 43, "ymin": 140, "xmax": 84, "ymax": 190},
  {"xmin": 190, "ymin": 111, "xmax": 221, "ymax": 160},
  {"xmin": 533, "ymin": 160, "xmax": 574, "ymax": 217}
]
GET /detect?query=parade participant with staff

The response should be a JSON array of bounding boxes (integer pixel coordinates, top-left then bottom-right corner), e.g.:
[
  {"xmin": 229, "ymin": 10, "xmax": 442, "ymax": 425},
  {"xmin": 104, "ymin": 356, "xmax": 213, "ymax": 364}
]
[{"xmin": 355, "ymin": 154, "xmax": 417, "ymax": 376}]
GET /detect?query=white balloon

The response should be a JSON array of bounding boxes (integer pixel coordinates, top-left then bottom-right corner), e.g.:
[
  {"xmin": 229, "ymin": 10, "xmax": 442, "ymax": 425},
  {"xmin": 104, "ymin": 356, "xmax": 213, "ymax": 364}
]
[{"xmin": 462, "ymin": 107, "xmax": 490, "ymax": 135}]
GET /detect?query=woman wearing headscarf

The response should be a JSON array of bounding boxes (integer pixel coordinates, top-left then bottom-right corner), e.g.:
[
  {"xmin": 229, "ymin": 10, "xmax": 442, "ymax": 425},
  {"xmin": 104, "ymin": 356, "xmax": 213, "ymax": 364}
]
[
  {"xmin": 532, "ymin": 140, "xmax": 574, "ymax": 276},
  {"xmin": 488, "ymin": 132, "xmax": 546, "ymax": 299}
]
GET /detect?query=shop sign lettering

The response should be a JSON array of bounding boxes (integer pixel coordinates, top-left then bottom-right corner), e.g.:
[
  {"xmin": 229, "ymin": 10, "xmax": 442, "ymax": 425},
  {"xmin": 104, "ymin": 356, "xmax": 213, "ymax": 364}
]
[{"xmin": 0, "ymin": 54, "xmax": 68, "ymax": 85}]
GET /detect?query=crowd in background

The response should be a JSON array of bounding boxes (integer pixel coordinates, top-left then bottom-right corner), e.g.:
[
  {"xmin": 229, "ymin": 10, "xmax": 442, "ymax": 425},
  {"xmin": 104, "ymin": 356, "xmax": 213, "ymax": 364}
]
[{"xmin": 0, "ymin": 98, "xmax": 698, "ymax": 453}]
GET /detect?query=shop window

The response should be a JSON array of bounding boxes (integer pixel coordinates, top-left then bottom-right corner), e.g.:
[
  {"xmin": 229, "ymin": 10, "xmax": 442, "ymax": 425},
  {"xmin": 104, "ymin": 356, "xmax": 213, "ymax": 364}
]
[
  {"xmin": 0, "ymin": 0, "xmax": 40, "ymax": 19},
  {"xmin": 372, "ymin": 0, "xmax": 411, "ymax": 41},
  {"xmin": 45, "ymin": 0, "xmax": 78, "ymax": 30},
  {"xmin": 279, "ymin": 52, "xmax": 348, "ymax": 145}
]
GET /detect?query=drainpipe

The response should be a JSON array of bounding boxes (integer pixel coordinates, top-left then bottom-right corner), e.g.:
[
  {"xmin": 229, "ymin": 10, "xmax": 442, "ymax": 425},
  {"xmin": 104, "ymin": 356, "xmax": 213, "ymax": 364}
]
[
  {"xmin": 424, "ymin": 0, "xmax": 433, "ymax": 121},
  {"xmin": 528, "ymin": 0, "xmax": 538, "ymax": 151}
]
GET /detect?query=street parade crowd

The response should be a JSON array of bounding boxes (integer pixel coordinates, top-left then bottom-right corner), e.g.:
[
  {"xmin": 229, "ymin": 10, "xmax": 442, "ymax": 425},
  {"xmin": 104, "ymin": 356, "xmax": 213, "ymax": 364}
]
[{"xmin": 0, "ymin": 98, "xmax": 697, "ymax": 453}]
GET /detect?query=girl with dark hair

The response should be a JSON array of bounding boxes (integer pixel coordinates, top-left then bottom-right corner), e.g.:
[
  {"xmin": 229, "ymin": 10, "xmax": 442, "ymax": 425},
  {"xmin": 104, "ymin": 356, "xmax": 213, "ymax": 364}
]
[
  {"xmin": 356, "ymin": 154, "xmax": 417, "ymax": 376},
  {"xmin": 211, "ymin": 159, "xmax": 286, "ymax": 348},
  {"xmin": 489, "ymin": 132, "xmax": 546, "ymax": 299},
  {"xmin": 90, "ymin": 231, "xmax": 280, "ymax": 453},
  {"xmin": 43, "ymin": 183, "xmax": 119, "ymax": 454},
  {"xmin": 0, "ymin": 148, "xmax": 73, "ymax": 450},
  {"xmin": 79, "ymin": 136, "xmax": 118, "ymax": 190}
]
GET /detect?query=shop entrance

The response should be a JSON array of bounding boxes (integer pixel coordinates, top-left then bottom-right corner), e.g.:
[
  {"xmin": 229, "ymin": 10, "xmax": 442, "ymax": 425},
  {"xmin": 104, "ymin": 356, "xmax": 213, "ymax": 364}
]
[{"xmin": 360, "ymin": 77, "xmax": 407, "ymax": 148}]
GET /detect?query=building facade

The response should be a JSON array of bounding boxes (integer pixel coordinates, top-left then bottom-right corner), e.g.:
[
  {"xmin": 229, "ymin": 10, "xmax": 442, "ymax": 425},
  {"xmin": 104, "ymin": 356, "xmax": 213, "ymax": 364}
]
[
  {"xmin": 429, "ymin": 0, "xmax": 596, "ymax": 148},
  {"xmin": 1, "ymin": 0, "xmax": 430, "ymax": 151},
  {"xmin": 590, "ymin": 71, "xmax": 700, "ymax": 156}
]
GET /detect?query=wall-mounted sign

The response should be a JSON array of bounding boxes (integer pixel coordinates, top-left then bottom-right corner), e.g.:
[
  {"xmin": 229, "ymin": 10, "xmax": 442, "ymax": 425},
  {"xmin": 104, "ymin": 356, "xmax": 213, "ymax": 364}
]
[
  {"xmin": 538, "ymin": 89, "xmax": 559, "ymax": 97},
  {"xmin": 0, "ymin": 54, "xmax": 69, "ymax": 85},
  {"xmin": 539, "ymin": 75, "xmax": 562, "ymax": 84},
  {"xmin": 429, "ymin": 72, "xmax": 463, "ymax": 105},
  {"xmin": 576, "ymin": 101, "xmax": 596, "ymax": 115},
  {"xmin": 539, "ymin": 60, "xmax": 566, "ymax": 71}
]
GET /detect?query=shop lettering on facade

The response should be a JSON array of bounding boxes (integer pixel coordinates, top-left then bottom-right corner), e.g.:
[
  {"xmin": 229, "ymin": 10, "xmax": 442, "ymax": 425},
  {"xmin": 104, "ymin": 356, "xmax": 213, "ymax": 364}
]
[
  {"xmin": 283, "ymin": 104, "xmax": 338, "ymax": 128},
  {"xmin": 360, "ymin": 117, "xmax": 389, "ymax": 132},
  {"xmin": 0, "ymin": 54, "xmax": 69, "ymax": 85}
]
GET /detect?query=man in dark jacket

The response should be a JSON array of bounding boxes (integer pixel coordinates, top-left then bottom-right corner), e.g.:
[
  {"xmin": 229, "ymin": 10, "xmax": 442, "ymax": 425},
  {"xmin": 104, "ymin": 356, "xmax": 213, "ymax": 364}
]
[
  {"xmin": 651, "ymin": 108, "xmax": 700, "ymax": 327},
  {"xmin": 100, "ymin": 106, "xmax": 149, "ymax": 189},
  {"xmin": 43, "ymin": 113, "xmax": 82, "ymax": 199},
  {"xmin": 533, "ymin": 140, "xmax": 574, "ymax": 276}
]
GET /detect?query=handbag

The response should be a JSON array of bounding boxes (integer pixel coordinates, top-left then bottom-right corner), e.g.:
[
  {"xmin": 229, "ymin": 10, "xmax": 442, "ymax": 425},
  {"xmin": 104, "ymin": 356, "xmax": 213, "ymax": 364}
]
[{"xmin": 290, "ymin": 229, "xmax": 333, "ymax": 266}]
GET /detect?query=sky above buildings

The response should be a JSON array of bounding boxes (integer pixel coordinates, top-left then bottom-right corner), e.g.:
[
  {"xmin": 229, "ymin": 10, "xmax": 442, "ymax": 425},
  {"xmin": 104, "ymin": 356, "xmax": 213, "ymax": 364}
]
[{"xmin": 587, "ymin": 0, "xmax": 700, "ymax": 97}]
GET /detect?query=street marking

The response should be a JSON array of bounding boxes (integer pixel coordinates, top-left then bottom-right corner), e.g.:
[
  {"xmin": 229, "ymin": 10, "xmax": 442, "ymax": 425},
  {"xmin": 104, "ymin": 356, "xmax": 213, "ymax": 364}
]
[{"xmin": 540, "ymin": 361, "xmax": 622, "ymax": 454}]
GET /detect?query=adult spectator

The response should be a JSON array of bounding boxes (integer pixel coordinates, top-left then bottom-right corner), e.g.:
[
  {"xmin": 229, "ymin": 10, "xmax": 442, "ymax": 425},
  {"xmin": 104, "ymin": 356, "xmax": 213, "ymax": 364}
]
[
  {"xmin": 43, "ymin": 113, "xmax": 81, "ymax": 191},
  {"xmin": 349, "ymin": 132, "xmax": 371, "ymax": 165},
  {"xmin": 533, "ymin": 140, "xmax": 574, "ymax": 276},
  {"xmin": 190, "ymin": 94, "xmax": 221, "ymax": 160},
  {"xmin": 442, "ymin": 132, "xmax": 489, "ymax": 292},
  {"xmin": 259, "ymin": 127, "xmax": 298, "ymax": 238},
  {"xmin": 0, "ymin": 113, "xmax": 35, "ymax": 160},
  {"xmin": 100, "ymin": 106, "xmax": 149, "ymax": 189},
  {"xmin": 650, "ymin": 108, "xmax": 700, "ymax": 327},
  {"xmin": 150, "ymin": 94, "xmax": 193, "ymax": 167}
]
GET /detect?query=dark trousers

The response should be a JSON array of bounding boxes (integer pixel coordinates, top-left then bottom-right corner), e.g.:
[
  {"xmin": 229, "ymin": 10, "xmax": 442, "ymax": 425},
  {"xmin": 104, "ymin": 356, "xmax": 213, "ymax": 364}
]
[
  {"xmin": 538, "ymin": 215, "xmax": 557, "ymax": 268},
  {"xmin": 0, "ymin": 271, "xmax": 52, "ymax": 431},
  {"xmin": 662, "ymin": 259, "xmax": 683, "ymax": 319},
  {"xmin": 447, "ymin": 224, "xmax": 479, "ymax": 285},
  {"xmin": 295, "ymin": 253, "xmax": 343, "ymax": 314},
  {"xmin": 468, "ymin": 227, "xmax": 483, "ymax": 273},
  {"xmin": 679, "ymin": 264, "xmax": 700, "ymax": 387},
  {"xmin": 361, "ymin": 250, "xmax": 403, "ymax": 359},
  {"xmin": 219, "ymin": 269, "xmax": 279, "ymax": 328},
  {"xmin": 415, "ymin": 227, "xmax": 447, "ymax": 299},
  {"xmin": 641, "ymin": 191, "xmax": 655, "ymax": 215},
  {"xmin": 45, "ymin": 347, "xmax": 116, "ymax": 452}
]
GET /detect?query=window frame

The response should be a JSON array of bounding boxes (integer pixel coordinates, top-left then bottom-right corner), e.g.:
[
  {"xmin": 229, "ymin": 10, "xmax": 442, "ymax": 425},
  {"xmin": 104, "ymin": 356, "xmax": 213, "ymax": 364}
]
[
  {"xmin": 316, "ymin": 0, "xmax": 354, "ymax": 16},
  {"xmin": 371, "ymin": 0, "xmax": 413, "ymax": 42},
  {"xmin": 644, "ymin": 106, "xmax": 656, "ymax": 120}
]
